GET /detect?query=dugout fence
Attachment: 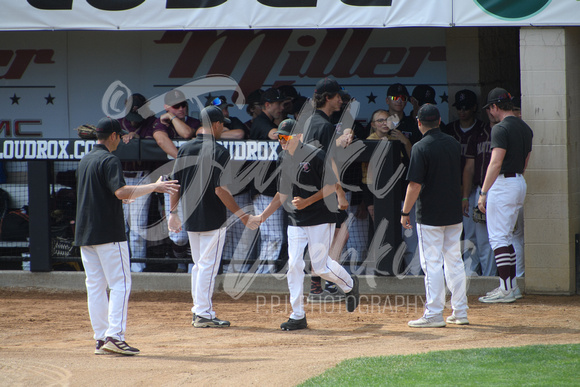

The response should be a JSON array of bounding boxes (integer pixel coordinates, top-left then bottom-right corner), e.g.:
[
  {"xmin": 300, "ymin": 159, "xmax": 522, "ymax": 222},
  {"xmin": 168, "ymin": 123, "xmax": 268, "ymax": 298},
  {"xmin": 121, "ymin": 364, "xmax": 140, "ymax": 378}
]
[{"xmin": 0, "ymin": 139, "xmax": 402, "ymax": 275}]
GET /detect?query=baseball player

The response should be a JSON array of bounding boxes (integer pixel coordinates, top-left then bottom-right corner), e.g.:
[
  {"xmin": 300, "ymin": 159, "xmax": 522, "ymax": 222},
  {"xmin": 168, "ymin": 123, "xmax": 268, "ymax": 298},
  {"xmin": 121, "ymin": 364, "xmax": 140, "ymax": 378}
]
[
  {"xmin": 256, "ymin": 118, "xmax": 360, "ymax": 330},
  {"xmin": 168, "ymin": 106, "xmax": 260, "ymax": 327},
  {"xmin": 444, "ymin": 89, "xmax": 490, "ymax": 276},
  {"xmin": 402, "ymin": 104, "xmax": 468, "ymax": 327},
  {"xmin": 477, "ymin": 88, "xmax": 533, "ymax": 303},
  {"xmin": 75, "ymin": 117, "xmax": 179, "ymax": 355}
]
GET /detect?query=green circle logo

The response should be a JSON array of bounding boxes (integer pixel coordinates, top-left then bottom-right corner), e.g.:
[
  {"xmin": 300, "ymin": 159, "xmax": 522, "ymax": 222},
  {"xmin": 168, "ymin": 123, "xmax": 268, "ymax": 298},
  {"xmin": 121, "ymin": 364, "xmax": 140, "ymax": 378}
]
[{"xmin": 474, "ymin": 0, "xmax": 552, "ymax": 20}]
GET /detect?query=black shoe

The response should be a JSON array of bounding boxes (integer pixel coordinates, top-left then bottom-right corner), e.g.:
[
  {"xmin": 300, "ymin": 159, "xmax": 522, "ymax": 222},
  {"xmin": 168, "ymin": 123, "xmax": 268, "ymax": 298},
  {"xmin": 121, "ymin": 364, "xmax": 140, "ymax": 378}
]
[
  {"xmin": 280, "ymin": 317, "xmax": 307, "ymax": 331},
  {"xmin": 102, "ymin": 337, "xmax": 140, "ymax": 356},
  {"xmin": 345, "ymin": 275, "xmax": 360, "ymax": 313},
  {"xmin": 325, "ymin": 282, "xmax": 338, "ymax": 293},
  {"xmin": 194, "ymin": 315, "xmax": 231, "ymax": 328}
]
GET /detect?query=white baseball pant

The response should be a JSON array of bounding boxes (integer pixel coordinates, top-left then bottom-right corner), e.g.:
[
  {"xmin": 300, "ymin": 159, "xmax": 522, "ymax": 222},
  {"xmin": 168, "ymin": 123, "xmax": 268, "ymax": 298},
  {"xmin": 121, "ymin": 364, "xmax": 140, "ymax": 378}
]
[
  {"xmin": 462, "ymin": 187, "xmax": 480, "ymax": 276},
  {"xmin": 474, "ymin": 186, "xmax": 496, "ymax": 276},
  {"xmin": 81, "ymin": 241, "xmax": 131, "ymax": 341},
  {"xmin": 486, "ymin": 174, "xmax": 526, "ymax": 250},
  {"xmin": 287, "ymin": 223, "xmax": 354, "ymax": 320},
  {"xmin": 416, "ymin": 223, "xmax": 468, "ymax": 319},
  {"xmin": 187, "ymin": 228, "xmax": 226, "ymax": 319}
]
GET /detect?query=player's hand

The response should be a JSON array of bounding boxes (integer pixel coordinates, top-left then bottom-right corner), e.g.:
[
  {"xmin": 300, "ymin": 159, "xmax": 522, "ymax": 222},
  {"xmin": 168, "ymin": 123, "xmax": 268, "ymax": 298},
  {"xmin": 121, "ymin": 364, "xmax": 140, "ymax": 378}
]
[
  {"xmin": 401, "ymin": 215, "xmax": 412, "ymax": 229},
  {"xmin": 154, "ymin": 176, "xmax": 180, "ymax": 195},
  {"xmin": 122, "ymin": 132, "xmax": 138, "ymax": 144},
  {"xmin": 462, "ymin": 199, "xmax": 470, "ymax": 217},
  {"xmin": 337, "ymin": 192, "xmax": 349, "ymax": 210},
  {"xmin": 160, "ymin": 112, "xmax": 175, "ymax": 126},
  {"xmin": 336, "ymin": 129, "xmax": 353, "ymax": 148},
  {"xmin": 168, "ymin": 213, "xmax": 182, "ymax": 233},
  {"xmin": 244, "ymin": 215, "xmax": 262, "ymax": 230},
  {"xmin": 292, "ymin": 196, "xmax": 308, "ymax": 210},
  {"xmin": 477, "ymin": 195, "xmax": 487, "ymax": 214}
]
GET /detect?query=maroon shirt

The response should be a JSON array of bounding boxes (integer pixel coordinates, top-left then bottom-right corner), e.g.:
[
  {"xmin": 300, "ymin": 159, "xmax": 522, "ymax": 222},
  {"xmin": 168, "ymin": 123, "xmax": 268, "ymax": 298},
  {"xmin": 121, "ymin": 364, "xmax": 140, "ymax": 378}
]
[
  {"xmin": 118, "ymin": 116, "xmax": 157, "ymax": 172},
  {"xmin": 152, "ymin": 116, "xmax": 201, "ymax": 139},
  {"xmin": 465, "ymin": 122, "xmax": 492, "ymax": 187}
]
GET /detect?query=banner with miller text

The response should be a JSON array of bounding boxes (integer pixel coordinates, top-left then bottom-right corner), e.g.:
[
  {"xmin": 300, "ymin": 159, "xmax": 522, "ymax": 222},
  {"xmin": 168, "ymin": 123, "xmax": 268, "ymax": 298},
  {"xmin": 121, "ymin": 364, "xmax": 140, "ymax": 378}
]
[
  {"xmin": 0, "ymin": 28, "xmax": 448, "ymax": 140},
  {"xmin": 0, "ymin": 0, "xmax": 578, "ymax": 31}
]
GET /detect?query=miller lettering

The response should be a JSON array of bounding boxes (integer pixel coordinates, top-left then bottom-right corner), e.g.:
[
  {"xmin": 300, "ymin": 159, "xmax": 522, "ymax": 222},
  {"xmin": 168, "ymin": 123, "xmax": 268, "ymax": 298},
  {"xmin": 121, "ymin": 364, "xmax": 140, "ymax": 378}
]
[
  {"xmin": 156, "ymin": 30, "xmax": 446, "ymax": 95},
  {"xmin": 0, "ymin": 50, "xmax": 55, "ymax": 79}
]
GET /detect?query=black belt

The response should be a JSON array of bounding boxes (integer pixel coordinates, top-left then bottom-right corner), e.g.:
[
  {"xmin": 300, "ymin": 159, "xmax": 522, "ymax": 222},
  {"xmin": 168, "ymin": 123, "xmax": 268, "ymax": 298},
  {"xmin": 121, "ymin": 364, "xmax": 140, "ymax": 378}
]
[{"xmin": 504, "ymin": 173, "xmax": 517, "ymax": 178}]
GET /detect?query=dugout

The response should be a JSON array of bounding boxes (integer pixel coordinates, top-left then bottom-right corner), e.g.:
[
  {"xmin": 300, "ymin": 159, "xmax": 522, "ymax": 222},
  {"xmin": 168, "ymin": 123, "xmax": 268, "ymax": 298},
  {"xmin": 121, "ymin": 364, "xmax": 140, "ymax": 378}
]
[{"xmin": 1, "ymin": 1, "xmax": 579, "ymax": 294}]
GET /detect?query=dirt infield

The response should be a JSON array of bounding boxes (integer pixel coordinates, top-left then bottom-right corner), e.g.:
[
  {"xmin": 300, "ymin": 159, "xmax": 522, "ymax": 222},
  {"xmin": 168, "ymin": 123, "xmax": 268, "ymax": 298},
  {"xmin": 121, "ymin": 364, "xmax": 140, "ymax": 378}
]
[{"xmin": 1, "ymin": 289, "xmax": 579, "ymax": 386}]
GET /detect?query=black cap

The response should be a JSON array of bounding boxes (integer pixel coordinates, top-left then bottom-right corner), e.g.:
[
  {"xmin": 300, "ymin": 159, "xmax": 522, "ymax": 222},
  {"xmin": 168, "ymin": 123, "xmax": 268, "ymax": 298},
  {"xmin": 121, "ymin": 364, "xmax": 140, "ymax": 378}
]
[
  {"xmin": 201, "ymin": 105, "xmax": 231, "ymax": 125},
  {"xmin": 261, "ymin": 88, "xmax": 284, "ymax": 104},
  {"xmin": 277, "ymin": 85, "xmax": 299, "ymax": 100},
  {"xmin": 125, "ymin": 93, "xmax": 147, "ymax": 123},
  {"xmin": 96, "ymin": 117, "xmax": 128, "ymax": 135},
  {"xmin": 483, "ymin": 87, "xmax": 512, "ymax": 109},
  {"xmin": 276, "ymin": 118, "xmax": 298, "ymax": 136},
  {"xmin": 292, "ymin": 96, "xmax": 308, "ymax": 115},
  {"xmin": 206, "ymin": 95, "xmax": 234, "ymax": 108},
  {"xmin": 164, "ymin": 89, "xmax": 187, "ymax": 106},
  {"xmin": 412, "ymin": 85, "xmax": 437, "ymax": 105},
  {"xmin": 452, "ymin": 89, "xmax": 477, "ymax": 109},
  {"xmin": 387, "ymin": 83, "xmax": 409, "ymax": 97},
  {"xmin": 314, "ymin": 77, "xmax": 341, "ymax": 95},
  {"xmin": 247, "ymin": 89, "xmax": 264, "ymax": 105},
  {"xmin": 416, "ymin": 104, "xmax": 440, "ymax": 122}
]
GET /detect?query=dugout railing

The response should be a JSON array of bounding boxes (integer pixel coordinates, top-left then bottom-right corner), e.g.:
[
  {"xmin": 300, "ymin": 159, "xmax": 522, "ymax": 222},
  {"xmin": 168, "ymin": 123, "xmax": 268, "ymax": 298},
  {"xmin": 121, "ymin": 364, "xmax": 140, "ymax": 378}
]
[{"xmin": 0, "ymin": 138, "xmax": 403, "ymax": 275}]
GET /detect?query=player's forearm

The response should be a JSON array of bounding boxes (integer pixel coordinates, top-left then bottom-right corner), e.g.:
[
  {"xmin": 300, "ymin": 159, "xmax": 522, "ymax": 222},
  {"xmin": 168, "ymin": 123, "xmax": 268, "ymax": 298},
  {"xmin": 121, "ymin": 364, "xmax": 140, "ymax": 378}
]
[
  {"xmin": 463, "ymin": 159, "xmax": 475, "ymax": 198},
  {"xmin": 153, "ymin": 132, "xmax": 178, "ymax": 158},
  {"xmin": 261, "ymin": 193, "xmax": 284, "ymax": 221},
  {"xmin": 172, "ymin": 118, "xmax": 195, "ymax": 139},
  {"xmin": 402, "ymin": 181, "xmax": 421, "ymax": 214},
  {"xmin": 215, "ymin": 186, "xmax": 249, "ymax": 221},
  {"xmin": 115, "ymin": 183, "xmax": 157, "ymax": 200}
]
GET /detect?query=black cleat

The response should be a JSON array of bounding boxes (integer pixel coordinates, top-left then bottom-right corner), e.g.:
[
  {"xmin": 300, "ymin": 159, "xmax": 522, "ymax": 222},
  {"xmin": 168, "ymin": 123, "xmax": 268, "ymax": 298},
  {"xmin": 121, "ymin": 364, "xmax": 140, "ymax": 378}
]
[
  {"xmin": 280, "ymin": 317, "xmax": 307, "ymax": 331},
  {"xmin": 345, "ymin": 275, "xmax": 360, "ymax": 313}
]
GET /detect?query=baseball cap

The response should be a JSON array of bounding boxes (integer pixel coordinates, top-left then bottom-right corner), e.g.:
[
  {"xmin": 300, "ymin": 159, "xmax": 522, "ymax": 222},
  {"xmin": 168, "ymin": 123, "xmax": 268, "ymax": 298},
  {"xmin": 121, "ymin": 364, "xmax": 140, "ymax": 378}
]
[
  {"xmin": 416, "ymin": 104, "xmax": 441, "ymax": 122},
  {"xmin": 125, "ymin": 93, "xmax": 146, "ymax": 123},
  {"xmin": 314, "ymin": 77, "xmax": 341, "ymax": 95},
  {"xmin": 277, "ymin": 85, "xmax": 299, "ymax": 101},
  {"xmin": 387, "ymin": 83, "xmax": 409, "ymax": 97},
  {"xmin": 275, "ymin": 118, "xmax": 298, "ymax": 136},
  {"xmin": 452, "ymin": 89, "xmax": 477, "ymax": 109},
  {"xmin": 206, "ymin": 95, "xmax": 234, "ymax": 108},
  {"xmin": 201, "ymin": 105, "xmax": 231, "ymax": 125},
  {"xmin": 292, "ymin": 96, "xmax": 308, "ymax": 115},
  {"xmin": 247, "ymin": 89, "xmax": 264, "ymax": 105},
  {"xmin": 164, "ymin": 89, "xmax": 187, "ymax": 107},
  {"xmin": 96, "ymin": 117, "xmax": 128, "ymax": 135},
  {"xmin": 412, "ymin": 85, "xmax": 437, "ymax": 105},
  {"xmin": 261, "ymin": 88, "xmax": 285, "ymax": 104},
  {"xmin": 483, "ymin": 87, "xmax": 512, "ymax": 109}
]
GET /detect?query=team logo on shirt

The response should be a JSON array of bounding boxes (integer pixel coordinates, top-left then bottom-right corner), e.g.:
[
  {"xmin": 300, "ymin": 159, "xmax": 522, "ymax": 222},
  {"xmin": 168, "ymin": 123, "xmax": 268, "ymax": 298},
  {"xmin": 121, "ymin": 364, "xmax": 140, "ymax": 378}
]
[{"xmin": 300, "ymin": 162, "xmax": 311, "ymax": 173}]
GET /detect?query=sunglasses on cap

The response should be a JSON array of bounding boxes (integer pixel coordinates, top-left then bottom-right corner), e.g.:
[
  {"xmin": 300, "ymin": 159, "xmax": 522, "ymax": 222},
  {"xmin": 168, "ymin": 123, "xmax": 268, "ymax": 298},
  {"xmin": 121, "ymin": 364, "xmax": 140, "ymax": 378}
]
[
  {"xmin": 210, "ymin": 97, "xmax": 223, "ymax": 106},
  {"xmin": 277, "ymin": 134, "xmax": 295, "ymax": 142},
  {"xmin": 388, "ymin": 95, "xmax": 408, "ymax": 102},
  {"xmin": 172, "ymin": 101, "xmax": 188, "ymax": 109}
]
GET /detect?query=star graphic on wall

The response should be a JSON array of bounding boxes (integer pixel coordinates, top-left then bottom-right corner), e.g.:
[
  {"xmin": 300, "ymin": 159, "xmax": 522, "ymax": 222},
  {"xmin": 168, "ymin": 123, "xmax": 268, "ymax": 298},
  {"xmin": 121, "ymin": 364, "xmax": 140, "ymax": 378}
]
[
  {"xmin": 45, "ymin": 94, "xmax": 55, "ymax": 105},
  {"xmin": 439, "ymin": 92, "xmax": 448, "ymax": 104},
  {"xmin": 10, "ymin": 93, "xmax": 20, "ymax": 105},
  {"xmin": 367, "ymin": 92, "xmax": 377, "ymax": 104}
]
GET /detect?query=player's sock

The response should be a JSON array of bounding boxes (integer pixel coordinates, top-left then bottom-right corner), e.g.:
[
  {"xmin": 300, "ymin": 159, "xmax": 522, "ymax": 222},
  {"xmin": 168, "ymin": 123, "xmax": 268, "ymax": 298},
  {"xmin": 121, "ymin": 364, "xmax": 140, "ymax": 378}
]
[
  {"xmin": 494, "ymin": 246, "xmax": 512, "ymax": 291},
  {"xmin": 310, "ymin": 276, "xmax": 322, "ymax": 294},
  {"xmin": 508, "ymin": 244, "xmax": 517, "ymax": 289}
]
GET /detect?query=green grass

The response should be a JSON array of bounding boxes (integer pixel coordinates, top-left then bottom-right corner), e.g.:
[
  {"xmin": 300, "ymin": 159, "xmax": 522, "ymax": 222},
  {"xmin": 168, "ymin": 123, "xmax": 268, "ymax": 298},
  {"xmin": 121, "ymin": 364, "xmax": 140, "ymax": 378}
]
[{"xmin": 299, "ymin": 344, "xmax": 580, "ymax": 386}]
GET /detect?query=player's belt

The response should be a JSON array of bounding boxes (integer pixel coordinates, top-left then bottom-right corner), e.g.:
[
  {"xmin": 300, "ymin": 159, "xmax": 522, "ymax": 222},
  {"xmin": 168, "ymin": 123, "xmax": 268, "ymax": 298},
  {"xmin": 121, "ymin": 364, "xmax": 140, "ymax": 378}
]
[{"xmin": 503, "ymin": 173, "xmax": 517, "ymax": 178}]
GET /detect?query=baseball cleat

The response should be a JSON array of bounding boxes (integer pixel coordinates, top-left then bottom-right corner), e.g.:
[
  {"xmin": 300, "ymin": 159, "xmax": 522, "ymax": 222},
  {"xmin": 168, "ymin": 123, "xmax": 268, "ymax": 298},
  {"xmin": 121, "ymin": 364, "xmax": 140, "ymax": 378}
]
[
  {"xmin": 102, "ymin": 337, "xmax": 140, "ymax": 356},
  {"xmin": 345, "ymin": 275, "xmax": 360, "ymax": 313},
  {"xmin": 446, "ymin": 314, "xmax": 470, "ymax": 325},
  {"xmin": 280, "ymin": 317, "xmax": 307, "ymax": 331},
  {"xmin": 408, "ymin": 316, "xmax": 446, "ymax": 328},
  {"xmin": 94, "ymin": 339, "xmax": 109, "ymax": 355},
  {"xmin": 479, "ymin": 288, "xmax": 516, "ymax": 303},
  {"xmin": 513, "ymin": 286, "xmax": 523, "ymax": 299},
  {"xmin": 193, "ymin": 315, "xmax": 231, "ymax": 328}
]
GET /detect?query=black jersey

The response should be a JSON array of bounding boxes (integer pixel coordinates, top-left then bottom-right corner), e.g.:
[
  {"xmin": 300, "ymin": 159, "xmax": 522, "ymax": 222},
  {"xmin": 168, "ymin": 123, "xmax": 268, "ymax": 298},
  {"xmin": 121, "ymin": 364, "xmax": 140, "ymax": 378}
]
[
  {"xmin": 406, "ymin": 128, "xmax": 462, "ymax": 226},
  {"xmin": 75, "ymin": 144, "xmax": 127, "ymax": 246},
  {"xmin": 171, "ymin": 134, "xmax": 232, "ymax": 232},
  {"xmin": 490, "ymin": 116, "xmax": 533, "ymax": 175}
]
